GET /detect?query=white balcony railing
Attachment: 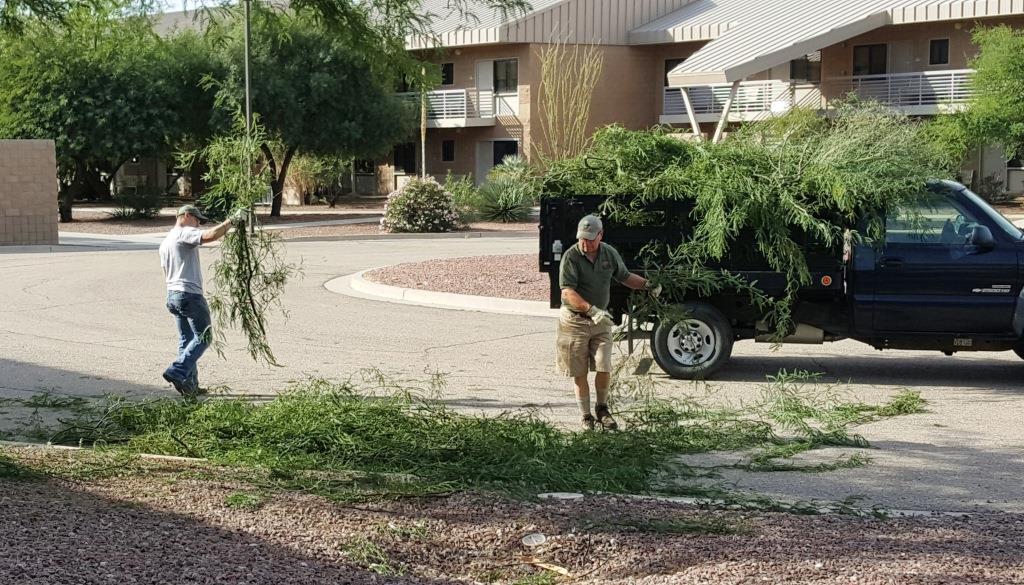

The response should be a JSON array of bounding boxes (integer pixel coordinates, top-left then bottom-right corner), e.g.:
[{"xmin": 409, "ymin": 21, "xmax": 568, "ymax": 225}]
[
  {"xmin": 823, "ymin": 69, "xmax": 974, "ymax": 109},
  {"xmin": 399, "ymin": 88, "xmax": 472, "ymax": 120},
  {"xmin": 663, "ymin": 70, "xmax": 974, "ymax": 120},
  {"xmin": 663, "ymin": 81, "xmax": 788, "ymax": 117}
]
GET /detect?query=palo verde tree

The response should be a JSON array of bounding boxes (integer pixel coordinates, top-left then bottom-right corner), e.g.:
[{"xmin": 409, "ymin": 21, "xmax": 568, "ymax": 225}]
[
  {"xmin": 207, "ymin": 5, "xmax": 416, "ymax": 217},
  {"xmin": 0, "ymin": 0, "xmax": 73, "ymax": 32},
  {"xmin": 966, "ymin": 25, "xmax": 1024, "ymax": 161},
  {"xmin": 0, "ymin": 0, "xmax": 212, "ymax": 221}
]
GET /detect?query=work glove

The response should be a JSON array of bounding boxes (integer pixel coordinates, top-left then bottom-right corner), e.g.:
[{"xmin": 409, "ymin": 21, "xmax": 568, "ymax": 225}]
[
  {"xmin": 229, "ymin": 208, "xmax": 251, "ymax": 227},
  {"xmin": 586, "ymin": 305, "xmax": 615, "ymax": 328},
  {"xmin": 647, "ymin": 283, "xmax": 663, "ymax": 299}
]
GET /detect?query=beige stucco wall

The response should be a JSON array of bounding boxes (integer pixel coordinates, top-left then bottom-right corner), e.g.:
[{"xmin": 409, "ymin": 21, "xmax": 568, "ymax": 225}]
[
  {"xmin": 821, "ymin": 15, "xmax": 1024, "ymax": 80},
  {"xmin": 0, "ymin": 140, "xmax": 58, "ymax": 246}
]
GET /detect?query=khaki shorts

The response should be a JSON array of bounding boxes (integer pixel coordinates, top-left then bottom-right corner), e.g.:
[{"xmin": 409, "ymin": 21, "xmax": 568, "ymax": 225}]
[{"xmin": 556, "ymin": 306, "xmax": 613, "ymax": 377}]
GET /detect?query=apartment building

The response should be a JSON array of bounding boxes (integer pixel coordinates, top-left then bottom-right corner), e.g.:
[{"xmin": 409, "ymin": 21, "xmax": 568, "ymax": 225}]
[{"xmin": 381, "ymin": 0, "xmax": 1024, "ymax": 195}]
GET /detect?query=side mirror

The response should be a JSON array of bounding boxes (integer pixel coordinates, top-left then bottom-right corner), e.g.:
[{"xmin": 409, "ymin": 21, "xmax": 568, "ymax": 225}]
[{"xmin": 968, "ymin": 225, "xmax": 996, "ymax": 249}]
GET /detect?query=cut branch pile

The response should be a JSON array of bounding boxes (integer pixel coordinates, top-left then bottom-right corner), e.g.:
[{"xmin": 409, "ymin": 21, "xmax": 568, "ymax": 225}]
[{"xmin": 543, "ymin": 102, "xmax": 953, "ymax": 335}]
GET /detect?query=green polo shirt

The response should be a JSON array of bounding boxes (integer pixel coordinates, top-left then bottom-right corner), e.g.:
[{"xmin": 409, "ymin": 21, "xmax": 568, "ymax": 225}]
[{"xmin": 559, "ymin": 242, "xmax": 630, "ymax": 311}]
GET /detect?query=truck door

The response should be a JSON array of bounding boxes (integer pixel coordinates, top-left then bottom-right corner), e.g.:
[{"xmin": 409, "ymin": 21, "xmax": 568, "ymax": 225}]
[{"xmin": 873, "ymin": 189, "xmax": 1020, "ymax": 334}]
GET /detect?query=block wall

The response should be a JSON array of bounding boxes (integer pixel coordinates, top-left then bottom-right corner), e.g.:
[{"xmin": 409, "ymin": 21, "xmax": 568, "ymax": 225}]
[{"xmin": 0, "ymin": 140, "xmax": 58, "ymax": 246}]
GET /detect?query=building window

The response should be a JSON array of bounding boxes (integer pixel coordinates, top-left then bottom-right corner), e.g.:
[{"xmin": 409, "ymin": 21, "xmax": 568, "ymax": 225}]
[
  {"xmin": 440, "ymin": 62, "xmax": 454, "ymax": 86},
  {"xmin": 1009, "ymin": 156, "xmax": 1024, "ymax": 170},
  {"xmin": 393, "ymin": 142, "xmax": 417, "ymax": 174},
  {"xmin": 494, "ymin": 59, "xmax": 518, "ymax": 93},
  {"xmin": 664, "ymin": 58, "xmax": 685, "ymax": 87},
  {"xmin": 853, "ymin": 44, "xmax": 887, "ymax": 76},
  {"xmin": 441, "ymin": 140, "xmax": 455, "ymax": 162},
  {"xmin": 789, "ymin": 52, "xmax": 821, "ymax": 82},
  {"xmin": 929, "ymin": 39, "xmax": 950, "ymax": 66}
]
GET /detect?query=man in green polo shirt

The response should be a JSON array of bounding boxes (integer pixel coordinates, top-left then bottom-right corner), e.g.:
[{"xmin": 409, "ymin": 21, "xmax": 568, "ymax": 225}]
[{"xmin": 558, "ymin": 214, "xmax": 656, "ymax": 430}]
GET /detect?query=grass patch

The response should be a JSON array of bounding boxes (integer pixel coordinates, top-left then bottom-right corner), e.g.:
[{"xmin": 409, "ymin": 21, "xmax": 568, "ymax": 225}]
[
  {"xmin": 342, "ymin": 537, "xmax": 404, "ymax": 576},
  {"xmin": 224, "ymin": 492, "xmax": 265, "ymax": 510},
  {"xmin": 511, "ymin": 574, "xmax": 558, "ymax": 585}
]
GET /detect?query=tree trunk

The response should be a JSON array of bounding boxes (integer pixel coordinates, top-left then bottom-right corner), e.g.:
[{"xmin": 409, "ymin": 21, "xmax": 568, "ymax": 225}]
[
  {"xmin": 188, "ymin": 159, "xmax": 208, "ymax": 199},
  {"xmin": 268, "ymin": 146, "xmax": 296, "ymax": 218}
]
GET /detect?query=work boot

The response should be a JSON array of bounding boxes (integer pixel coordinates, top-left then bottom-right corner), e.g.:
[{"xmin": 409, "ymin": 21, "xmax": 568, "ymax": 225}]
[
  {"xmin": 595, "ymin": 404, "xmax": 618, "ymax": 431},
  {"xmin": 581, "ymin": 414, "xmax": 596, "ymax": 431}
]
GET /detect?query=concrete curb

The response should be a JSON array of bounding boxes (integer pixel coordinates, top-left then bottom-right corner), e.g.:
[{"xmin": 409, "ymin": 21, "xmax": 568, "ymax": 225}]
[{"xmin": 325, "ymin": 269, "xmax": 557, "ymax": 318}]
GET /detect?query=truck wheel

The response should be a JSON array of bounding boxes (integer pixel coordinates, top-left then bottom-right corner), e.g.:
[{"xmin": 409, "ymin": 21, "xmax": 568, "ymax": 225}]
[{"xmin": 651, "ymin": 303, "xmax": 734, "ymax": 380}]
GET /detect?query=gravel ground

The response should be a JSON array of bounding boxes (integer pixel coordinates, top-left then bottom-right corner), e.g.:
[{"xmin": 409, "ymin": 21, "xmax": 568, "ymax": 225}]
[
  {"xmin": 364, "ymin": 254, "xmax": 547, "ymax": 302},
  {"xmin": 2, "ymin": 448, "xmax": 1023, "ymax": 585}
]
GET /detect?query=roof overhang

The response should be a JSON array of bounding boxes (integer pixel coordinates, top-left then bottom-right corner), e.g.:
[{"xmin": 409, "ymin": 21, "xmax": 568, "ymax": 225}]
[{"xmin": 667, "ymin": 10, "xmax": 891, "ymax": 86}]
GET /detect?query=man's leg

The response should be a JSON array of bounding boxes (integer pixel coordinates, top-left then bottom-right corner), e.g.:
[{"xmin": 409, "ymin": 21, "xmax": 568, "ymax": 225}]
[
  {"xmin": 163, "ymin": 293, "xmax": 192, "ymax": 394},
  {"xmin": 577, "ymin": 377, "xmax": 593, "ymax": 428},
  {"xmin": 592, "ymin": 330, "xmax": 618, "ymax": 430},
  {"xmin": 557, "ymin": 310, "xmax": 596, "ymax": 429},
  {"xmin": 165, "ymin": 294, "xmax": 211, "ymax": 396}
]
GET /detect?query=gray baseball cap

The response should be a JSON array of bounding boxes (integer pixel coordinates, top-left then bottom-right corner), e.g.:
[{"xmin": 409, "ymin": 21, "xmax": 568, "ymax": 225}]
[
  {"xmin": 576, "ymin": 215, "xmax": 603, "ymax": 240},
  {"xmin": 176, "ymin": 204, "xmax": 209, "ymax": 222}
]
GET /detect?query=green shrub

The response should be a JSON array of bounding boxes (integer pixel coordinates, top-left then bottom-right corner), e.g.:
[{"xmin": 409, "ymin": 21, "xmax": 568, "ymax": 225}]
[
  {"xmin": 381, "ymin": 177, "xmax": 460, "ymax": 233},
  {"xmin": 477, "ymin": 175, "xmax": 533, "ymax": 223},
  {"xmin": 109, "ymin": 187, "xmax": 166, "ymax": 220},
  {"xmin": 488, "ymin": 154, "xmax": 540, "ymax": 204},
  {"xmin": 443, "ymin": 171, "xmax": 480, "ymax": 223}
]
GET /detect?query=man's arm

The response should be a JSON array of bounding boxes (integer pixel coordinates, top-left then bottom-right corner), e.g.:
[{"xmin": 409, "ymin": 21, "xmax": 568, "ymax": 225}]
[
  {"xmin": 200, "ymin": 219, "xmax": 234, "ymax": 244},
  {"xmin": 622, "ymin": 273, "xmax": 649, "ymax": 290},
  {"xmin": 561, "ymin": 287, "xmax": 593, "ymax": 313}
]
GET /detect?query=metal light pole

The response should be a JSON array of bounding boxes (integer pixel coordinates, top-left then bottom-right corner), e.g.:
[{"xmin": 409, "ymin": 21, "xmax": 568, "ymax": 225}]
[{"xmin": 243, "ymin": 0, "xmax": 253, "ymax": 133}]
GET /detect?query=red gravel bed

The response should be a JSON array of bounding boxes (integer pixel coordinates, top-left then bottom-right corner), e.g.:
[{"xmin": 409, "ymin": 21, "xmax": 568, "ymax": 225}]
[
  {"xmin": 2, "ymin": 453, "xmax": 1022, "ymax": 585},
  {"xmin": 364, "ymin": 254, "xmax": 547, "ymax": 302}
]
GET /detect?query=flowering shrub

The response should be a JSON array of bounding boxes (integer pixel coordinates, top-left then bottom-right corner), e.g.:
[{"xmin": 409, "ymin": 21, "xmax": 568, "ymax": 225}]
[{"xmin": 380, "ymin": 177, "xmax": 461, "ymax": 233}]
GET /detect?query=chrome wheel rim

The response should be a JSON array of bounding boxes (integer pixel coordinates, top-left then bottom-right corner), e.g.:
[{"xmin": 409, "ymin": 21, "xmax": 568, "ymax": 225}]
[{"xmin": 665, "ymin": 319, "xmax": 718, "ymax": 367}]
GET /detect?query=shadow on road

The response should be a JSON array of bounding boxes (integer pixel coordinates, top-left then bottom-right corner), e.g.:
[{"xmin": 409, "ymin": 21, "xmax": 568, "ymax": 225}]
[{"xmin": 702, "ymin": 349, "xmax": 1024, "ymax": 391}]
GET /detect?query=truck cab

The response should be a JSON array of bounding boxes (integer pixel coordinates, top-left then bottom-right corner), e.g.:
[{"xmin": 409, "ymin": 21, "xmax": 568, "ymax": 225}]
[{"xmin": 539, "ymin": 181, "xmax": 1024, "ymax": 379}]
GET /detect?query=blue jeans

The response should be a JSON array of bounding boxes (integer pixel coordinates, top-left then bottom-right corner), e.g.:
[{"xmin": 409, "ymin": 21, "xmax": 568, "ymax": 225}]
[{"xmin": 164, "ymin": 291, "xmax": 211, "ymax": 390}]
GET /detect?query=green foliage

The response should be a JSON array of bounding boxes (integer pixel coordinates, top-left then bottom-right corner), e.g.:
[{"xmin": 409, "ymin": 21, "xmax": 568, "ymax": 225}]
[
  {"xmin": 546, "ymin": 104, "xmax": 950, "ymax": 337},
  {"xmin": 286, "ymin": 153, "xmax": 350, "ymax": 204},
  {"xmin": 381, "ymin": 177, "xmax": 460, "ymax": 233},
  {"xmin": 477, "ymin": 175, "xmax": 533, "ymax": 223},
  {"xmin": 206, "ymin": 4, "xmax": 416, "ymax": 214},
  {"xmin": 968, "ymin": 25, "xmax": 1024, "ymax": 160},
  {"xmin": 343, "ymin": 537, "xmax": 404, "ymax": 576},
  {"xmin": 443, "ymin": 171, "xmax": 479, "ymax": 223},
  {"xmin": 110, "ymin": 187, "xmax": 166, "ymax": 220},
  {"xmin": 0, "ymin": 1, "xmax": 210, "ymax": 209},
  {"xmin": 48, "ymin": 372, "xmax": 925, "ymax": 501},
  {"xmin": 224, "ymin": 492, "xmax": 265, "ymax": 509},
  {"xmin": 193, "ymin": 108, "xmax": 297, "ymax": 366}
]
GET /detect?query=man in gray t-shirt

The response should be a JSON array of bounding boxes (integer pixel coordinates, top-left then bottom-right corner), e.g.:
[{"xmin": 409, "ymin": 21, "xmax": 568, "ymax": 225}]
[{"xmin": 159, "ymin": 204, "xmax": 241, "ymax": 397}]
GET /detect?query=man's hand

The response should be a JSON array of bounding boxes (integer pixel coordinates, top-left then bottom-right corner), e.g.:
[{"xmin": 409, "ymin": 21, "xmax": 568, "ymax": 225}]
[
  {"xmin": 229, "ymin": 208, "xmax": 251, "ymax": 227},
  {"xmin": 586, "ymin": 304, "xmax": 615, "ymax": 327}
]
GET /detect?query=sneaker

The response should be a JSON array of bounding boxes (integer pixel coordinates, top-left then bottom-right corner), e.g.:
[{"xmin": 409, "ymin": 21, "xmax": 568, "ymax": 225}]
[
  {"xmin": 581, "ymin": 414, "xmax": 596, "ymax": 431},
  {"xmin": 163, "ymin": 372, "xmax": 200, "ymax": 399},
  {"xmin": 162, "ymin": 372, "xmax": 187, "ymax": 395},
  {"xmin": 595, "ymin": 404, "xmax": 618, "ymax": 431}
]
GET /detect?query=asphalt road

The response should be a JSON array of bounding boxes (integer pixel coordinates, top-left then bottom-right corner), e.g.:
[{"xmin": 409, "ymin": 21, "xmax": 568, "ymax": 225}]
[{"xmin": 2, "ymin": 235, "xmax": 1023, "ymax": 513}]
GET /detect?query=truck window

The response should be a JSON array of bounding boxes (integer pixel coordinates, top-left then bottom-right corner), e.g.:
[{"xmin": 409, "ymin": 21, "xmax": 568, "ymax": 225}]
[{"xmin": 886, "ymin": 195, "xmax": 979, "ymax": 245}]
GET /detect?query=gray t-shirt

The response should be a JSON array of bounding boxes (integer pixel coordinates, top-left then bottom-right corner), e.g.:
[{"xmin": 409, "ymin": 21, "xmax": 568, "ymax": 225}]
[{"xmin": 159, "ymin": 226, "xmax": 204, "ymax": 294}]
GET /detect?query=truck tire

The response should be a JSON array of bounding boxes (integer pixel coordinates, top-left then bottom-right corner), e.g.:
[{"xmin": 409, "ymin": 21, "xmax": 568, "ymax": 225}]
[{"xmin": 651, "ymin": 303, "xmax": 734, "ymax": 380}]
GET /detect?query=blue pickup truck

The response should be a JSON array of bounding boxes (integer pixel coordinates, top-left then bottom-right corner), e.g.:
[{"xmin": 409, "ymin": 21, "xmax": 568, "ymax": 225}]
[{"xmin": 539, "ymin": 180, "xmax": 1024, "ymax": 379}]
